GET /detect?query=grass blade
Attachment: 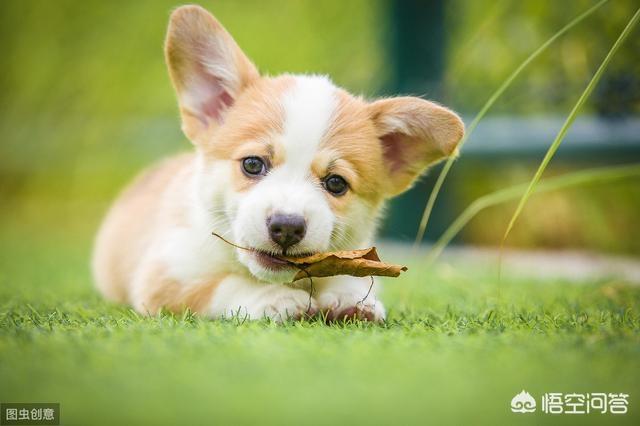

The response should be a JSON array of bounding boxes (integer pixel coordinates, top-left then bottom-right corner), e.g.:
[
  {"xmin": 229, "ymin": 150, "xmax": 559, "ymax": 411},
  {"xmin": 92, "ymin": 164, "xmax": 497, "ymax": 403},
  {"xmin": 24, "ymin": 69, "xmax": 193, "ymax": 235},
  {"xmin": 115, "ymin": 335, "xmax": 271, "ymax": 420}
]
[
  {"xmin": 413, "ymin": 0, "xmax": 608, "ymax": 248},
  {"xmin": 500, "ymin": 7, "xmax": 640, "ymax": 247},
  {"xmin": 425, "ymin": 163, "xmax": 640, "ymax": 265}
]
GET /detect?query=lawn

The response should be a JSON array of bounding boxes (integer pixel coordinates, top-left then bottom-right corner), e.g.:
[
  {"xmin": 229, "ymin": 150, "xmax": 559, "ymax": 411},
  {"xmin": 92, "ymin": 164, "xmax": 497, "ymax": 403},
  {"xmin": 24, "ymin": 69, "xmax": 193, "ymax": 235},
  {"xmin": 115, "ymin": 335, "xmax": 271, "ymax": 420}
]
[{"xmin": 0, "ymin": 217, "xmax": 639, "ymax": 426}]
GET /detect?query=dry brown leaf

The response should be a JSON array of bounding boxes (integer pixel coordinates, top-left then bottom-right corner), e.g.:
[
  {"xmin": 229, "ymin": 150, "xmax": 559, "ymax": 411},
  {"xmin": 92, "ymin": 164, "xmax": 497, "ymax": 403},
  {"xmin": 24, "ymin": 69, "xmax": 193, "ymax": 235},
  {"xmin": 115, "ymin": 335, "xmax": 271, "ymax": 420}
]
[{"xmin": 282, "ymin": 247, "xmax": 408, "ymax": 281}]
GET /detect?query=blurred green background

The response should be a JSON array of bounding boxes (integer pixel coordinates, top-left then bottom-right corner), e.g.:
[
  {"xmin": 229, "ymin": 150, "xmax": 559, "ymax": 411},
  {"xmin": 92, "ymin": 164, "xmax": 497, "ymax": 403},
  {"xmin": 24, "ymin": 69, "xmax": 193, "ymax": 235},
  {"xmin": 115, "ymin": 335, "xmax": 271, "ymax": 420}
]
[{"xmin": 0, "ymin": 0, "xmax": 639, "ymax": 254}]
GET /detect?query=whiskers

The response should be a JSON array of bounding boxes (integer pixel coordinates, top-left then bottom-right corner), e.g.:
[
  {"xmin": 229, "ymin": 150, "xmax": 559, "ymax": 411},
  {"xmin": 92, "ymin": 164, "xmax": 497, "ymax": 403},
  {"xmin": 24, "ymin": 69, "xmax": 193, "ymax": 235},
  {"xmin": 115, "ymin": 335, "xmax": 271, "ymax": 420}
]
[{"xmin": 329, "ymin": 217, "xmax": 360, "ymax": 251}]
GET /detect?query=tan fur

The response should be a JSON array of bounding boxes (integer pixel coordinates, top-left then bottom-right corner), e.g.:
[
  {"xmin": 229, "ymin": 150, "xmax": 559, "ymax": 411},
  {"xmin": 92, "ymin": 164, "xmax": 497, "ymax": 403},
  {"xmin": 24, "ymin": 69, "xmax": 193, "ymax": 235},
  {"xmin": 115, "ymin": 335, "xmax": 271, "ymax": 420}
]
[
  {"xmin": 368, "ymin": 97, "xmax": 465, "ymax": 196},
  {"xmin": 317, "ymin": 90, "xmax": 387, "ymax": 209},
  {"xmin": 132, "ymin": 263, "xmax": 225, "ymax": 314},
  {"xmin": 93, "ymin": 8, "xmax": 294, "ymax": 314},
  {"xmin": 93, "ymin": 5, "xmax": 464, "ymax": 318},
  {"xmin": 93, "ymin": 152, "xmax": 229, "ymax": 314},
  {"xmin": 93, "ymin": 153, "xmax": 195, "ymax": 303},
  {"xmin": 203, "ymin": 76, "xmax": 294, "ymax": 193},
  {"xmin": 165, "ymin": 5, "xmax": 260, "ymax": 142},
  {"xmin": 206, "ymin": 76, "xmax": 294, "ymax": 159}
]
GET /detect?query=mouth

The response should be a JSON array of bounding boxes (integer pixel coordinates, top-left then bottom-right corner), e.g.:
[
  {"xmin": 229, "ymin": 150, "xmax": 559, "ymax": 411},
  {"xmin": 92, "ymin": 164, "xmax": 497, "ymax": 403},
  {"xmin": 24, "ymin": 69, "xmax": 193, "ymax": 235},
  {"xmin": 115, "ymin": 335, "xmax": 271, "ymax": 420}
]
[
  {"xmin": 252, "ymin": 249, "xmax": 314, "ymax": 270},
  {"xmin": 210, "ymin": 233, "xmax": 316, "ymax": 274},
  {"xmin": 253, "ymin": 250, "xmax": 291, "ymax": 270}
]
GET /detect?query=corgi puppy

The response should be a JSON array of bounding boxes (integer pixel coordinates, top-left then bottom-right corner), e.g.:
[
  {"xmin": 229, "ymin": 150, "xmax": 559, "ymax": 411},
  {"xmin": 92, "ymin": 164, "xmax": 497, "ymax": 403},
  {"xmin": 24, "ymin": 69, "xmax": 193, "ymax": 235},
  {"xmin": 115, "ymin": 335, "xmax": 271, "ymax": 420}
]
[{"xmin": 92, "ymin": 5, "xmax": 464, "ymax": 322}]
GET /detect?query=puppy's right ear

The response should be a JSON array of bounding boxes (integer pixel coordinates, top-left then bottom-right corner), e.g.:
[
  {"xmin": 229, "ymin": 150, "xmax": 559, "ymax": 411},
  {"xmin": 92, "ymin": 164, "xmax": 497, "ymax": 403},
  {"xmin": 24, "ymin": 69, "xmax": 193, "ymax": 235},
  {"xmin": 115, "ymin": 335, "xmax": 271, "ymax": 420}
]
[{"xmin": 165, "ymin": 5, "xmax": 259, "ymax": 142}]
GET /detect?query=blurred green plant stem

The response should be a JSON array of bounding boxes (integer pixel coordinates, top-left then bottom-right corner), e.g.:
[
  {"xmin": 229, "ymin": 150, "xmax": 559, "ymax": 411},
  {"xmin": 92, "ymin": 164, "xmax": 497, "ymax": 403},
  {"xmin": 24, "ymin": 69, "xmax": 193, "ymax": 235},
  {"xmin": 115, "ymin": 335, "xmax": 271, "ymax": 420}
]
[{"xmin": 426, "ymin": 163, "xmax": 640, "ymax": 265}]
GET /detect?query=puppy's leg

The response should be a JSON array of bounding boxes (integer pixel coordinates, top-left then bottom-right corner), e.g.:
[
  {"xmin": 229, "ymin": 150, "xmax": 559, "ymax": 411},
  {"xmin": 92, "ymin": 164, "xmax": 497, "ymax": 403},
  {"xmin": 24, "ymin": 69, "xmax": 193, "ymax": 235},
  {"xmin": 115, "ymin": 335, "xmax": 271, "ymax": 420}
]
[
  {"xmin": 314, "ymin": 276, "xmax": 386, "ymax": 323},
  {"xmin": 130, "ymin": 260, "xmax": 223, "ymax": 316},
  {"xmin": 131, "ymin": 261, "xmax": 317, "ymax": 321},
  {"xmin": 210, "ymin": 275, "xmax": 318, "ymax": 322}
]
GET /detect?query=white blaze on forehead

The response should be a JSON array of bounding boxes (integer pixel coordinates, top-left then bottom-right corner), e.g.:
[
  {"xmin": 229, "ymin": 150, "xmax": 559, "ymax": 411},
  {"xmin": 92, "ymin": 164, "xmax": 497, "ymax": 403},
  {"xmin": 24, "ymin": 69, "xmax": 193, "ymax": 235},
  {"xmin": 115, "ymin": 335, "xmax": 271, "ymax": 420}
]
[{"xmin": 279, "ymin": 75, "xmax": 336, "ymax": 174}]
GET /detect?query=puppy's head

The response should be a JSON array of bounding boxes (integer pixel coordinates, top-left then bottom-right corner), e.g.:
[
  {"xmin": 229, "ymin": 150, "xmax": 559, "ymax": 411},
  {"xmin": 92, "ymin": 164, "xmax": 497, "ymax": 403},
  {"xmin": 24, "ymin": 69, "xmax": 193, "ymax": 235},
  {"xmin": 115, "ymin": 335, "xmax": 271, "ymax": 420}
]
[{"xmin": 165, "ymin": 5, "xmax": 464, "ymax": 282}]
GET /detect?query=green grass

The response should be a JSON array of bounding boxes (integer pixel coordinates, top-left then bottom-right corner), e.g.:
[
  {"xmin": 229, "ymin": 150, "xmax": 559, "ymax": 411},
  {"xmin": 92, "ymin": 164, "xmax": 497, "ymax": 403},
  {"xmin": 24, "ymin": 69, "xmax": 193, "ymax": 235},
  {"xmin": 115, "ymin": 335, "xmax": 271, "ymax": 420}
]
[{"xmin": 1, "ymin": 220, "xmax": 639, "ymax": 425}]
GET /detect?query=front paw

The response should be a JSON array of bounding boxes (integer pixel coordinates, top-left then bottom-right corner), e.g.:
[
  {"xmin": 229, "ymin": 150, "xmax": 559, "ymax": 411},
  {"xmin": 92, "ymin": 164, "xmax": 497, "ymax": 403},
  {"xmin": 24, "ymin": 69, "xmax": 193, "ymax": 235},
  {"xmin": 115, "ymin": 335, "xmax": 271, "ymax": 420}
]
[
  {"xmin": 250, "ymin": 287, "xmax": 318, "ymax": 322},
  {"xmin": 317, "ymin": 292, "xmax": 386, "ymax": 323}
]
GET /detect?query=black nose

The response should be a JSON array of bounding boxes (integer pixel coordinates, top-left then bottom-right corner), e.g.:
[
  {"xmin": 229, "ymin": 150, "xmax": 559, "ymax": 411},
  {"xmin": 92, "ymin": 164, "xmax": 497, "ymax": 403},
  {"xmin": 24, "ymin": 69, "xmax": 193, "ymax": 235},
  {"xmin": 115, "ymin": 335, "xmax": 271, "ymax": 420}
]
[{"xmin": 267, "ymin": 213, "xmax": 306, "ymax": 252}]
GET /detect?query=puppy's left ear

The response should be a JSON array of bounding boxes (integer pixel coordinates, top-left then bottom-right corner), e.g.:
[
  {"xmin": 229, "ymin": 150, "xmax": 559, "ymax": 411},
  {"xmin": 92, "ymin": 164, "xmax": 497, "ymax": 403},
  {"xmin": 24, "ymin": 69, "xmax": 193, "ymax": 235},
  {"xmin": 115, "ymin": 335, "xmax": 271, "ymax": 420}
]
[
  {"xmin": 369, "ymin": 97, "xmax": 464, "ymax": 197},
  {"xmin": 165, "ymin": 5, "xmax": 259, "ymax": 142}
]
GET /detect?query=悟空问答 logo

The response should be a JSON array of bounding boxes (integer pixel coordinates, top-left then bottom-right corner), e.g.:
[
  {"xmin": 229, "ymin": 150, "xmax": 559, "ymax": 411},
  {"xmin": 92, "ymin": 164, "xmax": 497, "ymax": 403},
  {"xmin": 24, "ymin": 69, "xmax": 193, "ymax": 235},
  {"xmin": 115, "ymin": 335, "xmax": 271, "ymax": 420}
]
[{"xmin": 511, "ymin": 390, "xmax": 537, "ymax": 413}]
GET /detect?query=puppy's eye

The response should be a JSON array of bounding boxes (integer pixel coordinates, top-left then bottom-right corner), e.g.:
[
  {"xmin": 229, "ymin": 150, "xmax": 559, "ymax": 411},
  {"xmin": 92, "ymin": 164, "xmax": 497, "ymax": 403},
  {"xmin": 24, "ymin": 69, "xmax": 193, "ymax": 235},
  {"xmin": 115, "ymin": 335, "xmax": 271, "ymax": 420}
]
[
  {"xmin": 323, "ymin": 174, "xmax": 348, "ymax": 196},
  {"xmin": 242, "ymin": 157, "xmax": 267, "ymax": 176}
]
